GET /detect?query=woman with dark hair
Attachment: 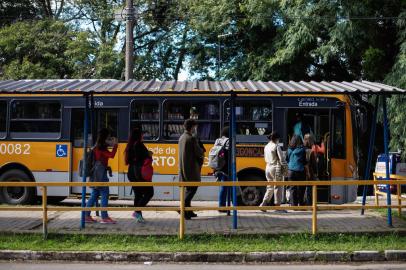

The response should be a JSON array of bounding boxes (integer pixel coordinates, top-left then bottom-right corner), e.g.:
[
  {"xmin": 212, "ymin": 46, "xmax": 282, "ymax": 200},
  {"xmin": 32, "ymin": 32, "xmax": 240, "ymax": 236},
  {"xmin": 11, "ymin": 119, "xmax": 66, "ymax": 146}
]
[
  {"xmin": 259, "ymin": 131, "xmax": 287, "ymax": 213},
  {"xmin": 85, "ymin": 128, "xmax": 118, "ymax": 224},
  {"xmin": 125, "ymin": 128, "xmax": 154, "ymax": 223},
  {"xmin": 287, "ymin": 135, "xmax": 307, "ymax": 206}
]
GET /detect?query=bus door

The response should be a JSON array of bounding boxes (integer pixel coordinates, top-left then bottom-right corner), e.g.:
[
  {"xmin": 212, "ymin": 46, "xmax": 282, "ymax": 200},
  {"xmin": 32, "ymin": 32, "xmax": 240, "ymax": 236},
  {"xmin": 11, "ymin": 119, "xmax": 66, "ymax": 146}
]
[
  {"xmin": 285, "ymin": 108, "xmax": 331, "ymax": 202},
  {"xmin": 70, "ymin": 109, "xmax": 119, "ymax": 195}
]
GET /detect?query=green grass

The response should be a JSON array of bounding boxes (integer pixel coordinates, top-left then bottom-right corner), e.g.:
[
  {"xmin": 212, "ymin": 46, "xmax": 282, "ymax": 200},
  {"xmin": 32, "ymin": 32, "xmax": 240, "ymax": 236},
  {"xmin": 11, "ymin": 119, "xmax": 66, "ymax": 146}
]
[
  {"xmin": 374, "ymin": 208, "xmax": 406, "ymax": 222},
  {"xmin": 0, "ymin": 233, "xmax": 405, "ymax": 252}
]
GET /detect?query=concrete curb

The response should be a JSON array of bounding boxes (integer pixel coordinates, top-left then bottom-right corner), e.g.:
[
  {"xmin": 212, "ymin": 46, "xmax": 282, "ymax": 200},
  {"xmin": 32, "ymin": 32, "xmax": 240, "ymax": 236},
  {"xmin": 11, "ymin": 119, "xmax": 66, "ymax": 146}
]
[{"xmin": 0, "ymin": 250, "xmax": 405, "ymax": 263}]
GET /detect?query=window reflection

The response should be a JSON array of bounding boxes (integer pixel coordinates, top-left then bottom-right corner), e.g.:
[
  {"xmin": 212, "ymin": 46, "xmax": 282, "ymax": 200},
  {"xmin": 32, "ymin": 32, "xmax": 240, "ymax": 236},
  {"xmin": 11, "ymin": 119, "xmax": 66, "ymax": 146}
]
[
  {"xmin": 164, "ymin": 100, "xmax": 220, "ymax": 141},
  {"xmin": 224, "ymin": 100, "xmax": 272, "ymax": 141},
  {"xmin": 10, "ymin": 101, "xmax": 61, "ymax": 138},
  {"xmin": 0, "ymin": 101, "xmax": 6, "ymax": 137},
  {"xmin": 131, "ymin": 101, "xmax": 159, "ymax": 140}
]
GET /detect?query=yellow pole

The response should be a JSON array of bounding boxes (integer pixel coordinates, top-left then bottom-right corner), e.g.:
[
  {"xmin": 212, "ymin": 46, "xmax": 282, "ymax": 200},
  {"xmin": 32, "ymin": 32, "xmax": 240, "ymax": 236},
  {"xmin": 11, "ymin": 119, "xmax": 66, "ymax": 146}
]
[
  {"xmin": 42, "ymin": 186, "xmax": 48, "ymax": 239},
  {"xmin": 397, "ymin": 184, "xmax": 402, "ymax": 217},
  {"xmin": 312, "ymin": 185, "xmax": 317, "ymax": 235},
  {"xmin": 374, "ymin": 176, "xmax": 379, "ymax": 206},
  {"xmin": 179, "ymin": 185, "xmax": 185, "ymax": 240}
]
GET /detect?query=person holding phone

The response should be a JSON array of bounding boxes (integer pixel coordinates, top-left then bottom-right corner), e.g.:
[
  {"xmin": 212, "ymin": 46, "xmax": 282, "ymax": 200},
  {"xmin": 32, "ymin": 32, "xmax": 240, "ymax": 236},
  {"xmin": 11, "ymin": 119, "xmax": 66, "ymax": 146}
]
[{"xmin": 85, "ymin": 128, "xmax": 118, "ymax": 224}]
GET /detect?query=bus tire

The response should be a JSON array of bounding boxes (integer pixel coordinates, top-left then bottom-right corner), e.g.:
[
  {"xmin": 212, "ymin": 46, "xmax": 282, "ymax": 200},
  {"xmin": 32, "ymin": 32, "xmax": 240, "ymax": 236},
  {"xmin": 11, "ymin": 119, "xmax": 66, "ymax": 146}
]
[
  {"xmin": 0, "ymin": 169, "xmax": 36, "ymax": 205},
  {"xmin": 239, "ymin": 174, "xmax": 266, "ymax": 206}
]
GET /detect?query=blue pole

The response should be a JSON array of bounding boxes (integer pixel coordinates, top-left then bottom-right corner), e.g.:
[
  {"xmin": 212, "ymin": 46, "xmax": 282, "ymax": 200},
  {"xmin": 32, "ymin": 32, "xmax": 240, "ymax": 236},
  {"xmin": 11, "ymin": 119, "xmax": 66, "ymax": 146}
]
[
  {"xmin": 382, "ymin": 95, "xmax": 393, "ymax": 227},
  {"xmin": 230, "ymin": 92, "xmax": 238, "ymax": 229},
  {"xmin": 361, "ymin": 97, "xmax": 379, "ymax": 215},
  {"xmin": 80, "ymin": 94, "xmax": 89, "ymax": 229},
  {"xmin": 89, "ymin": 94, "xmax": 99, "ymax": 217}
]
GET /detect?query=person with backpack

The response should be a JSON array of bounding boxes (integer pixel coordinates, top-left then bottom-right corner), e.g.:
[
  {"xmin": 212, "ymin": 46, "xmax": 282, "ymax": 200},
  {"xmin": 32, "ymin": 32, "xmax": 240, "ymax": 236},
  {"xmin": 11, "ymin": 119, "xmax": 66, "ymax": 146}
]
[
  {"xmin": 259, "ymin": 131, "xmax": 288, "ymax": 213},
  {"xmin": 287, "ymin": 135, "xmax": 307, "ymax": 207},
  {"xmin": 209, "ymin": 126, "xmax": 230, "ymax": 213},
  {"xmin": 85, "ymin": 128, "xmax": 118, "ymax": 224},
  {"xmin": 178, "ymin": 119, "xmax": 205, "ymax": 219},
  {"xmin": 125, "ymin": 128, "xmax": 154, "ymax": 223}
]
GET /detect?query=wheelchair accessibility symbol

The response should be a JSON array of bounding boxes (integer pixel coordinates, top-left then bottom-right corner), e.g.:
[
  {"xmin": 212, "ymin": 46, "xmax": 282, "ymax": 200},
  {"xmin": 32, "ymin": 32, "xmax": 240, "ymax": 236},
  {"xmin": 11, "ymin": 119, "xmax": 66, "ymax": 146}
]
[{"xmin": 56, "ymin": 144, "xmax": 68, "ymax": 157}]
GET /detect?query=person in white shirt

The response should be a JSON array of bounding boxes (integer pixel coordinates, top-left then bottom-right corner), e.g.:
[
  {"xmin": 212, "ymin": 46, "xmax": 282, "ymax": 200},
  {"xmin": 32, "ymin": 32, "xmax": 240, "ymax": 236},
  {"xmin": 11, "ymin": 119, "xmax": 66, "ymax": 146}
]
[{"xmin": 260, "ymin": 131, "xmax": 287, "ymax": 213}]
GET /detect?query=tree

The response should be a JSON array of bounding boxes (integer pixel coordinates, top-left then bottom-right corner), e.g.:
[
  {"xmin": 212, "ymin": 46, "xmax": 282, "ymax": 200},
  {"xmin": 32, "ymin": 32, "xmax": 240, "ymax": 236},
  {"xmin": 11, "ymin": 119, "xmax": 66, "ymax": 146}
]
[
  {"xmin": 0, "ymin": 20, "xmax": 95, "ymax": 79},
  {"xmin": 385, "ymin": 12, "xmax": 406, "ymax": 157},
  {"xmin": 0, "ymin": 0, "xmax": 38, "ymax": 27}
]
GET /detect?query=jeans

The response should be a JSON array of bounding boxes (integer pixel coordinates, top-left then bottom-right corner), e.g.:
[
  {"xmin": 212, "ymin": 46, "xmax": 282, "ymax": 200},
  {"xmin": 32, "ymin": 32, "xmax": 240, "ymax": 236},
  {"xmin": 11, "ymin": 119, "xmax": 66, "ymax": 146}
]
[
  {"xmin": 132, "ymin": 186, "xmax": 154, "ymax": 216},
  {"xmin": 304, "ymin": 186, "xmax": 312, "ymax": 206},
  {"xmin": 288, "ymin": 170, "xmax": 306, "ymax": 206},
  {"xmin": 218, "ymin": 173, "xmax": 232, "ymax": 207},
  {"xmin": 86, "ymin": 171, "xmax": 110, "ymax": 219},
  {"xmin": 86, "ymin": 186, "xmax": 109, "ymax": 219}
]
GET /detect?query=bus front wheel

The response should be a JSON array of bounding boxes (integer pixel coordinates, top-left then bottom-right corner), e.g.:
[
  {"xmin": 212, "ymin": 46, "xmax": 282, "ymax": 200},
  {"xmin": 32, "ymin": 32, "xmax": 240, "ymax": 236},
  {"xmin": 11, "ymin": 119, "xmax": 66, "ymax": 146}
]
[{"xmin": 0, "ymin": 169, "xmax": 36, "ymax": 205}]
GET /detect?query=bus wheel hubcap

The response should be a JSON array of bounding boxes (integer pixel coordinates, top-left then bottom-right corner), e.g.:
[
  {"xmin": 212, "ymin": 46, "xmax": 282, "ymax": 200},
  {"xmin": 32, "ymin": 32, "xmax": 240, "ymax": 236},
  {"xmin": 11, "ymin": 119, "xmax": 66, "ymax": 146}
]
[{"xmin": 242, "ymin": 187, "xmax": 260, "ymax": 206}]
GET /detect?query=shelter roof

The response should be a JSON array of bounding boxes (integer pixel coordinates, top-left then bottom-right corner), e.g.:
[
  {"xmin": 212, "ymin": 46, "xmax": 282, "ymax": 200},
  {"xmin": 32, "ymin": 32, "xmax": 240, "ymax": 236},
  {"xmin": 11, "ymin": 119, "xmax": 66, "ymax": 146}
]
[{"xmin": 0, "ymin": 79, "xmax": 403, "ymax": 94}]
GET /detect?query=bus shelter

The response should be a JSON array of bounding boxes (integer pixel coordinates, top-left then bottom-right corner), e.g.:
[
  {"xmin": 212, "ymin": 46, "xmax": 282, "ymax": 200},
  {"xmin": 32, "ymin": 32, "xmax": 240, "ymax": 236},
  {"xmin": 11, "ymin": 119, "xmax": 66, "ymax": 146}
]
[{"xmin": 0, "ymin": 79, "xmax": 404, "ymax": 230}]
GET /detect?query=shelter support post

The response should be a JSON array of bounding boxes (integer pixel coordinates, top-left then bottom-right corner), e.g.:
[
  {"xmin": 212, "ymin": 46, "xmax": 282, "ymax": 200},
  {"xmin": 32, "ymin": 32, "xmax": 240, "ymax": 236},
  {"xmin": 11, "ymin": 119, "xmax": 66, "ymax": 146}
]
[
  {"xmin": 230, "ymin": 92, "xmax": 238, "ymax": 230},
  {"xmin": 312, "ymin": 185, "xmax": 317, "ymax": 235},
  {"xmin": 80, "ymin": 93, "xmax": 90, "ymax": 229},
  {"xmin": 179, "ymin": 185, "xmax": 185, "ymax": 240},
  {"xmin": 42, "ymin": 186, "xmax": 48, "ymax": 239},
  {"xmin": 397, "ymin": 183, "xmax": 402, "ymax": 217},
  {"xmin": 361, "ymin": 97, "xmax": 379, "ymax": 215},
  {"xmin": 90, "ymin": 94, "xmax": 99, "ymax": 217},
  {"xmin": 382, "ymin": 95, "xmax": 393, "ymax": 227}
]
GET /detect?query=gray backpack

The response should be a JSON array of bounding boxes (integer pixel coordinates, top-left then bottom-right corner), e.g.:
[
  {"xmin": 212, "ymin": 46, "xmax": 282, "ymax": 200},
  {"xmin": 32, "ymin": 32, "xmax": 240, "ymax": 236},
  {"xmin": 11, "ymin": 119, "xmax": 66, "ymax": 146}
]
[{"xmin": 208, "ymin": 138, "xmax": 229, "ymax": 171}]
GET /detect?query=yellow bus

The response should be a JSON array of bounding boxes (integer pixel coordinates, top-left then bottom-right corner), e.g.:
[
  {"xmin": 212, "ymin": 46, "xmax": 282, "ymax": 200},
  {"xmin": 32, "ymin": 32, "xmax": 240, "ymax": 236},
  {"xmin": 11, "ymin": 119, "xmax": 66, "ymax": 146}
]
[{"xmin": 0, "ymin": 79, "xmax": 387, "ymax": 205}]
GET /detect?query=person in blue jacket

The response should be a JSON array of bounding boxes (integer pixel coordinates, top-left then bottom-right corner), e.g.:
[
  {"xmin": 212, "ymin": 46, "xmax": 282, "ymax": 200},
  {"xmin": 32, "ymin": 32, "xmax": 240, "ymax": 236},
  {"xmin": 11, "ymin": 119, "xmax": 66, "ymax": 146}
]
[
  {"xmin": 293, "ymin": 112, "xmax": 313, "ymax": 141},
  {"xmin": 287, "ymin": 135, "xmax": 307, "ymax": 206}
]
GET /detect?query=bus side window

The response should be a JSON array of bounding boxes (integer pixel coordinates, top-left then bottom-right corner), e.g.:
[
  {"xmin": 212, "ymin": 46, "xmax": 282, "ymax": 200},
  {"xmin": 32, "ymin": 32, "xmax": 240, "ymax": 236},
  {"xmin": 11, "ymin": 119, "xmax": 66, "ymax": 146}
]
[
  {"xmin": 0, "ymin": 101, "xmax": 6, "ymax": 138},
  {"xmin": 130, "ymin": 100, "xmax": 159, "ymax": 141},
  {"xmin": 224, "ymin": 100, "xmax": 272, "ymax": 143},
  {"xmin": 10, "ymin": 100, "xmax": 61, "ymax": 139},
  {"xmin": 332, "ymin": 108, "xmax": 345, "ymax": 158},
  {"xmin": 163, "ymin": 100, "xmax": 220, "ymax": 141}
]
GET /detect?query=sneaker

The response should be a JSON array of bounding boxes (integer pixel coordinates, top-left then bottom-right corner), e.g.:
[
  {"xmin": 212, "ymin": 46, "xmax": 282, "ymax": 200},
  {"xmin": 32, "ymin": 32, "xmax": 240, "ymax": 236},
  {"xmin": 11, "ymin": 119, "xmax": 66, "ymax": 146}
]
[
  {"xmin": 133, "ymin": 212, "xmax": 144, "ymax": 223},
  {"xmin": 100, "ymin": 217, "xmax": 117, "ymax": 224},
  {"xmin": 85, "ymin": 216, "xmax": 97, "ymax": 223},
  {"xmin": 259, "ymin": 203, "xmax": 267, "ymax": 213}
]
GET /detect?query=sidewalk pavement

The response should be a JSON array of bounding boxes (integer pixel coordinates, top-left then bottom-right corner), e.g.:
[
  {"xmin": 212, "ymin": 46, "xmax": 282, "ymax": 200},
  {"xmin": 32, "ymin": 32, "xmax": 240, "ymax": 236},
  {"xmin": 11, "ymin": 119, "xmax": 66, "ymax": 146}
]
[{"xmin": 0, "ymin": 199, "xmax": 405, "ymax": 235}]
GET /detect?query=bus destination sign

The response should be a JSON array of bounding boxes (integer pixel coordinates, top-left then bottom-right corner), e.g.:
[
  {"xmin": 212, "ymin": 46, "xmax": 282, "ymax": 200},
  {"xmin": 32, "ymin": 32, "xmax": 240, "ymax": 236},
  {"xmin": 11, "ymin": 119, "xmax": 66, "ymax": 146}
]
[{"xmin": 275, "ymin": 97, "xmax": 338, "ymax": 108}]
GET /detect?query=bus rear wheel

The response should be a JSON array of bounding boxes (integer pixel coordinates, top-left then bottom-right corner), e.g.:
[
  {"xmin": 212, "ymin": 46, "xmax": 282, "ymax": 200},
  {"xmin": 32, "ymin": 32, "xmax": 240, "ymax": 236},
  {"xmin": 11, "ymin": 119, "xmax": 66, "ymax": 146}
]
[
  {"xmin": 239, "ymin": 175, "xmax": 266, "ymax": 206},
  {"xmin": 0, "ymin": 169, "xmax": 36, "ymax": 205}
]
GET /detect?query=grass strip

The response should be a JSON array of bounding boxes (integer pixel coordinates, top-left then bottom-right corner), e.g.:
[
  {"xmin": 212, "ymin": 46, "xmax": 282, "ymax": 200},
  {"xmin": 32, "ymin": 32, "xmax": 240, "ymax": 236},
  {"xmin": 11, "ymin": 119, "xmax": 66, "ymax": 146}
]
[
  {"xmin": 0, "ymin": 233, "xmax": 405, "ymax": 252},
  {"xmin": 374, "ymin": 208, "xmax": 406, "ymax": 222}
]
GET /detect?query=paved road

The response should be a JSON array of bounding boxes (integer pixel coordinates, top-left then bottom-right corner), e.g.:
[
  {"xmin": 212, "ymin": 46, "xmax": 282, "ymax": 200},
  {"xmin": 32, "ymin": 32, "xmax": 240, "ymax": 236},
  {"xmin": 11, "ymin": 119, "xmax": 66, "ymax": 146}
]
[{"xmin": 1, "ymin": 262, "xmax": 406, "ymax": 270}]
